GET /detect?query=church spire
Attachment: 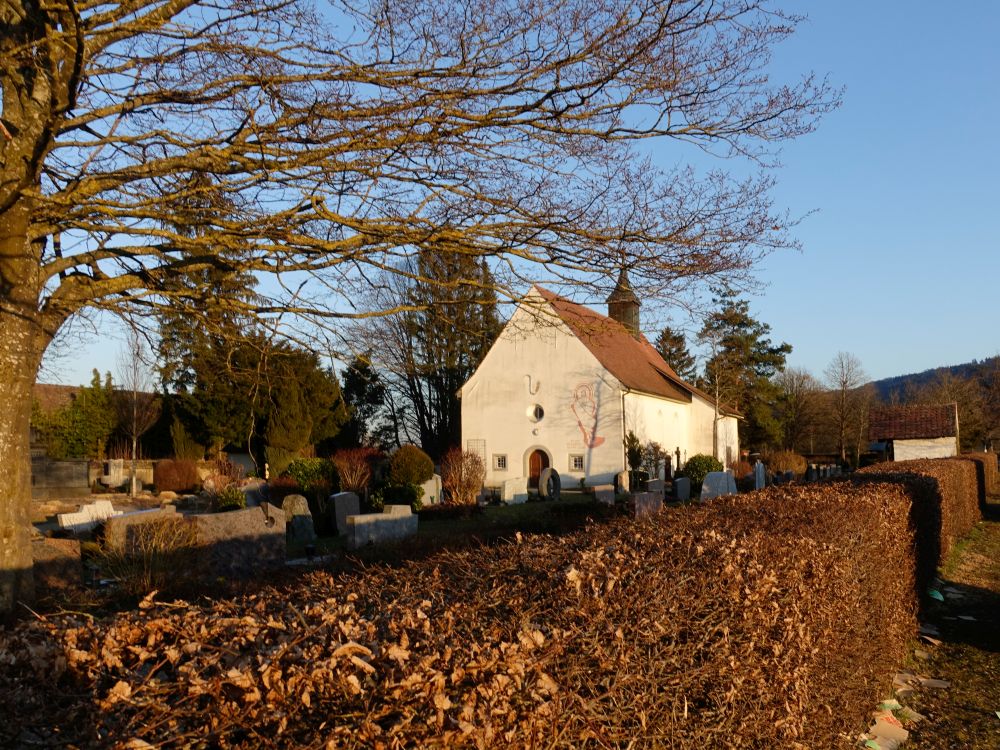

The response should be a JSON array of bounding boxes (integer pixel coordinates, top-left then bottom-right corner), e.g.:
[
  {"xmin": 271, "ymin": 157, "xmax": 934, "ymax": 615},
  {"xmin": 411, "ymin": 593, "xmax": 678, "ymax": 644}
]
[{"xmin": 606, "ymin": 267, "xmax": 640, "ymax": 338}]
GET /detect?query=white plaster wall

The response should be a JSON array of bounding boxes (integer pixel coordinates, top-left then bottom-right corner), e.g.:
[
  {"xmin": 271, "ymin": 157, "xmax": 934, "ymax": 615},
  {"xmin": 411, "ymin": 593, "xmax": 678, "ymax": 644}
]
[
  {"xmin": 625, "ymin": 391, "xmax": 740, "ymax": 471},
  {"xmin": 461, "ymin": 299, "xmax": 625, "ymax": 488},
  {"xmin": 622, "ymin": 392, "xmax": 689, "ymax": 474},
  {"xmin": 688, "ymin": 396, "xmax": 740, "ymax": 466},
  {"xmin": 894, "ymin": 437, "xmax": 958, "ymax": 461}
]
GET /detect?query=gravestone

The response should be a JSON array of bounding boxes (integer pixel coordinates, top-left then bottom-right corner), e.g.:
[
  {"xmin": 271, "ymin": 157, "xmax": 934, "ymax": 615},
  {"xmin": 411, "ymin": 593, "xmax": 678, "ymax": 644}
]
[
  {"xmin": 700, "ymin": 471, "xmax": 737, "ymax": 501},
  {"xmin": 57, "ymin": 500, "xmax": 122, "ymax": 535},
  {"xmin": 615, "ymin": 470, "xmax": 630, "ymax": 494},
  {"xmin": 806, "ymin": 464, "xmax": 818, "ymax": 482},
  {"xmin": 103, "ymin": 506, "xmax": 180, "ymax": 550},
  {"xmin": 674, "ymin": 477, "xmax": 691, "ymax": 502},
  {"xmin": 345, "ymin": 505, "xmax": 419, "ymax": 549},
  {"xmin": 100, "ymin": 459, "xmax": 126, "ymax": 489},
  {"xmin": 593, "ymin": 484, "xmax": 616, "ymax": 505},
  {"xmin": 753, "ymin": 461, "xmax": 766, "ymax": 491},
  {"xmin": 283, "ymin": 494, "xmax": 316, "ymax": 546},
  {"xmin": 502, "ymin": 477, "xmax": 529, "ymax": 504},
  {"xmin": 646, "ymin": 478, "xmax": 665, "ymax": 494},
  {"xmin": 632, "ymin": 491, "xmax": 662, "ymax": 518},
  {"xmin": 190, "ymin": 502, "xmax": 285, "ymax": 577},
  {"xmin": 331, "ymin": 492, "xmax": 360, "ymax": 536},
  {"xmin": 421, "ymin": 474, "xmax": 443, "ymax": 505},
  {"xmin": 32, "ymin": 537, "xmax": 82, "ymax": 595}
]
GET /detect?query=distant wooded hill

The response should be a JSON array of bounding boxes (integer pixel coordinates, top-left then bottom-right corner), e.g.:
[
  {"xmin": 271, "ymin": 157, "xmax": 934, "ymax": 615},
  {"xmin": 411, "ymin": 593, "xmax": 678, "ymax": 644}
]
[{"xmin": 869, "ymin": 356, "xmax": 1000, "ymax": 402}]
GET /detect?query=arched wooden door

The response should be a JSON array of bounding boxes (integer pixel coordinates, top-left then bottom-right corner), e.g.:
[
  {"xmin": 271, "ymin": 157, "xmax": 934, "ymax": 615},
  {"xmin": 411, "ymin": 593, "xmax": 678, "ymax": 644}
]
[{"xmin": 528, "ymin": 449, "xmax": 549, "ymax": 489}]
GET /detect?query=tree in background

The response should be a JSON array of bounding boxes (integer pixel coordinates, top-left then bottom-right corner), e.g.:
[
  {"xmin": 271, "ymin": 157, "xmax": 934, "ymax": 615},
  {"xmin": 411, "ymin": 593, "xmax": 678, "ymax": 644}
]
[
  {"xmin": 32, "ymin": 370, "xmax": 116, "ymax": 461},
  {"xmin": 0, "ymin": 0, "xmax": 838, "ymax": 612},
  {"xmin": 372, "ymin": 252, "xmax": 502, "ymax": 460},
  {"xmin": 336, "ymin": 355, "xmax": 388, "ymax": 448},
  {"xmin": 700, "ymin": 292, "xmax": 792, "ymax": 450},
  {"xmin": 114, "ymin": 327, "xmax": 162, "ymax": 496},
  {"xmin": 655, "ymin": 326, "xmax": 699, "ymax": 382},
  {"xmin": 774, "ymin": 367, "xmax": 824, "ymax": 453},
  {"xmin": 824, "ymin": 352, "xmax": 868, "ymax": 464}
]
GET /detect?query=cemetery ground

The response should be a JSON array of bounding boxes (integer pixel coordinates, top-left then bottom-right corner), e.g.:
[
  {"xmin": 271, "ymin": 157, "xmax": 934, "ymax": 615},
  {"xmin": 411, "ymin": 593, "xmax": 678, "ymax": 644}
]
[{"xmin": 902, "ymin": 496, "xmax": 1000, "ymax": 749}]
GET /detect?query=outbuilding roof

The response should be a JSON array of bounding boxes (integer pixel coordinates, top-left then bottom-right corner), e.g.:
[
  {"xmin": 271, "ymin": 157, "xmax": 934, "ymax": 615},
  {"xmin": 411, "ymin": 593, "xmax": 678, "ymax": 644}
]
[
  {"xmin": 533, "ymin": 286, "xmax": 738, "ymax": 415},
  {"xmin": 868, "ymin": 403, "xmax": 959, "ymax": 441}
]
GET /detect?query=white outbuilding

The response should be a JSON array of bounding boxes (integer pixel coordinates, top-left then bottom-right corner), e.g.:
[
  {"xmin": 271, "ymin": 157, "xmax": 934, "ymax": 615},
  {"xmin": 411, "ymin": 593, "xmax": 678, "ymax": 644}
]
[{"xmin": 459, "ymin": 273, "xmax": 740, "ymax": 492}]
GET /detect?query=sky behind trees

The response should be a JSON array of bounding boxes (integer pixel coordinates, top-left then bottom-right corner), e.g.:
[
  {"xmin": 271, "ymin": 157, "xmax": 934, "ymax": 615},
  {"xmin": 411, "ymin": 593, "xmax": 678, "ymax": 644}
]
[{"xmin": 41, "ymin": 1, "xmax": 1000, "ymax": 385}]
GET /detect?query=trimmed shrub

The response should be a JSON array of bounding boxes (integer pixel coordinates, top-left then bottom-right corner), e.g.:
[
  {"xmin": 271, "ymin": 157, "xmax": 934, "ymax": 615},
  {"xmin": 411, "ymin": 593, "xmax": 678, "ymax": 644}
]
[
  {"xmin": 762, "ymin": 450, "xmax": 807, "ymax": 477},
  {"xmin": 441, "ymin": 448, "xmax": 485, "ymax": 505},
  {"xmin": 153, "ymin": 459, "xmax": 200, "ymax": 493},
  {"xmin": 388, "ymin": 445, "xmax": 434, "ymax": 487},
  {"xmin": 958, "ymin": 452, "xmax": 998, "ymax": 506},
  {"xmin": 858, "ymin": 457, "xmax": 981, "ymax": 577},
  {"xmin": 679, "ymin": 453, "xmax": 723, "ymax": 489},
  {"xmin": 284, "ymin": 458, "xmax": 338, "ymax": 498}
]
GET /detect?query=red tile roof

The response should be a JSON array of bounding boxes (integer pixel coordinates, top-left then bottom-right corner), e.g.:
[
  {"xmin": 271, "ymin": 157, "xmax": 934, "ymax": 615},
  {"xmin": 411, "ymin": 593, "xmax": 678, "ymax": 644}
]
[
  {"xmin": 32, "ymin": 383, "xmax": 80, "ymax": 413},
  {"xmin": 868, "ymin": 403, "xmax": 959, "ymax": 440},
  {"xmin": 533, "ymin": 286, "xmax": 738, "ymax": 415}
]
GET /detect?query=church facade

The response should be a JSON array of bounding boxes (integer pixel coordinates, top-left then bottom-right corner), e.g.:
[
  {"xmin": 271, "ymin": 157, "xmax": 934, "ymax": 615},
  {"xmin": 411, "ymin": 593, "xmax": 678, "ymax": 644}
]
[{"xmin": 459, "ymin": 275, "xmax": 740, "ymax": 490}]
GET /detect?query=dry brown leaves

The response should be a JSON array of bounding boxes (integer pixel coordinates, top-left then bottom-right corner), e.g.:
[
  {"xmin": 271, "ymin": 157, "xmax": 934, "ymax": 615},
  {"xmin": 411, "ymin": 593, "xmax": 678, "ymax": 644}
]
[{"xmin": 0, "ymin": 478, "xmax": 937, "ymax": 748}]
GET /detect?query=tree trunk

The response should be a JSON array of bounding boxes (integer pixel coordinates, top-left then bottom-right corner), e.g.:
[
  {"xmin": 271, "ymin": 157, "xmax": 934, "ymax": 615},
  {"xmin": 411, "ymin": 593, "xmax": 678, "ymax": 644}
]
[{"xmin": 0, "ymin": 199, "xmax": 48, "ymax": 616}]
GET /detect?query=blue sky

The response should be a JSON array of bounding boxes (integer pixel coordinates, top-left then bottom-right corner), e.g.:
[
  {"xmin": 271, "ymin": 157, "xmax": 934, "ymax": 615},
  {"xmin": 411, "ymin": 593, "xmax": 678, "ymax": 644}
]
[{"xmin": 42, "ymin": 1, "xmax": 1000, "ymax": 386}]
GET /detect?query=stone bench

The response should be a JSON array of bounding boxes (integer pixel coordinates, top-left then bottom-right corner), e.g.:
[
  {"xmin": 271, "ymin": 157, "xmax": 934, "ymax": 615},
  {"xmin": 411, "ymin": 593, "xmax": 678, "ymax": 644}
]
[{"xmin": 346, "ymin": 504, "xmax": 418, "ymax": 549}]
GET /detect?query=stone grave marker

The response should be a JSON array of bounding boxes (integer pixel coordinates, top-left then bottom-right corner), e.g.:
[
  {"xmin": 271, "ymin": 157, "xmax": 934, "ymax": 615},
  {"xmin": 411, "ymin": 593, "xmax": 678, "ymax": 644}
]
[
  {"xmin": 346, "ymin": 505, "xmax": 418, "ymax": 549},
  {"xmin": 700, "ymin": 471, "xmax": 737, "ymax": 501},
  {"xmin": 615, "ymin": 470, "xmax": 630, "ymax": 494},
  {"xmin": 32, "ymin": 537, "xmax": 82, "ymax": 595},
  {"xmin": 103, "ymin": 506, "xmax": 179, "ymax": 550},
  {"xmin": 646, "ymin": 478, "xmax": 665, "ymax": 494},
  {"xmin": 753, "ymin": 461, "xmax": 766, "ymax": 490},
  {"xmin": 57, "ymin": 500, "xmax": 122, "ymax": 535},
  {"xmin": 283, "ymin": 494, "xmax": 316, "ymax": 546},
  {"xmin": 332, "ymin": 492, "xmax": 360, "ymax": 536},
  {"xmin": 593, "ymin": 484, "xmax": 616, "ymax": 505},
  {"xmin": 632, "ymin": 491, "xmax": 663, "ymax": 518},
  {"xmin": 421, "ymin": 474, "xmax": 443, "ymax": 505},
  {"xmin": 674, "ymin": 476, "xmax": 691, "ymax": 501},
  {"xmin": 190, "ymin": 502, "xmax": 285, "ymax": 577},
  {"xmin": 502, "ymin": 476, "xmax": 529, "ymax": 504}
]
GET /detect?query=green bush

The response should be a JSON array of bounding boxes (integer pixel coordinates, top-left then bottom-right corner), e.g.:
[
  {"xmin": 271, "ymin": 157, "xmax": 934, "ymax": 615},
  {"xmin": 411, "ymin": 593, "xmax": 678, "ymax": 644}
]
[
  {"xmin": 389, "ymin": 445, "xmax": 434, "ymax": 487},
  {"xmin": 680, "ymin": 454, "xmax": 724, "ymax": 489},
  {"xmin": 214, "ymin": 484, "xmax": 247, "ymax": 512},
  {"xmin": 284, "ymin": 458, "xmax": 338, "ymax": 496}
]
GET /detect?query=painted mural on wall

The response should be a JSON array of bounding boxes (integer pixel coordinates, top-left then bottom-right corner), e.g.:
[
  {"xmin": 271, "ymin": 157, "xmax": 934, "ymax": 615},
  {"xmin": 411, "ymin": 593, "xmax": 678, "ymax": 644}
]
[{"xmin": 571, "ymin": 383, "xmax": 605, "ymax": 448}]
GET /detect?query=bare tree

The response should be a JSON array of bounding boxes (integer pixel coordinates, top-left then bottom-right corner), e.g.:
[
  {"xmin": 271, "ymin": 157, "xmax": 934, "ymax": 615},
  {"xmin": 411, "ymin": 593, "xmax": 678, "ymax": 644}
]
[
  {"xmin": 774, "ymin": 367, "xmax": 822, "ymax": 453},
  {"xmin": 0, "ymin": 0, "xmax": 838, "ymax": 610},
  {"xmin": 824, "ymin": 352, "xmax": 868, "ymax": 463},
  {"xmin": 114, "ymin": 325, "xmax": 161, "ymax": 497}
]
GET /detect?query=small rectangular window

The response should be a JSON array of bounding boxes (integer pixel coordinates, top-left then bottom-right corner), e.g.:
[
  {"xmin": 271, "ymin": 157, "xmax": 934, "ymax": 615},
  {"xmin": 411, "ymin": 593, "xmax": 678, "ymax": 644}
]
[
  {"xmin": 569, "ymin": 454, "xmax": 585, "ymax": 472},
  {"xmin": 493, "ymin": 454, "xmax": 508, "ymax": 471}
]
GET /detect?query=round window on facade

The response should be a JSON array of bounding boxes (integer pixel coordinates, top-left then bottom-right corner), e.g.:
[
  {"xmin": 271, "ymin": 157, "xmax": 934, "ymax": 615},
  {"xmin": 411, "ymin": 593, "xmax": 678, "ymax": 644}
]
[{"xmin": 526, "ymin": 404, "xmax": 544, "ymax": 423}]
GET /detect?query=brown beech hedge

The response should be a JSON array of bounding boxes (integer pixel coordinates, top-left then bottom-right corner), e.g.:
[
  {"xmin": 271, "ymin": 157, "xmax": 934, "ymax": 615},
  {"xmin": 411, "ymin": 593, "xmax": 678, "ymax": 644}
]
[{"xmin": 0, "ymin": 458, "xmax": 987, "ymax": 748}]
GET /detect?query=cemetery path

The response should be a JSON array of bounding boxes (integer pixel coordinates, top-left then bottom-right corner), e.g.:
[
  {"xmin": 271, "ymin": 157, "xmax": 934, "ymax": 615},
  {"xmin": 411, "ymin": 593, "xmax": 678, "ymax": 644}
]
[{"xmin": 904, "ymin": 497, "xmax": 1000, "ymax": 749}]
